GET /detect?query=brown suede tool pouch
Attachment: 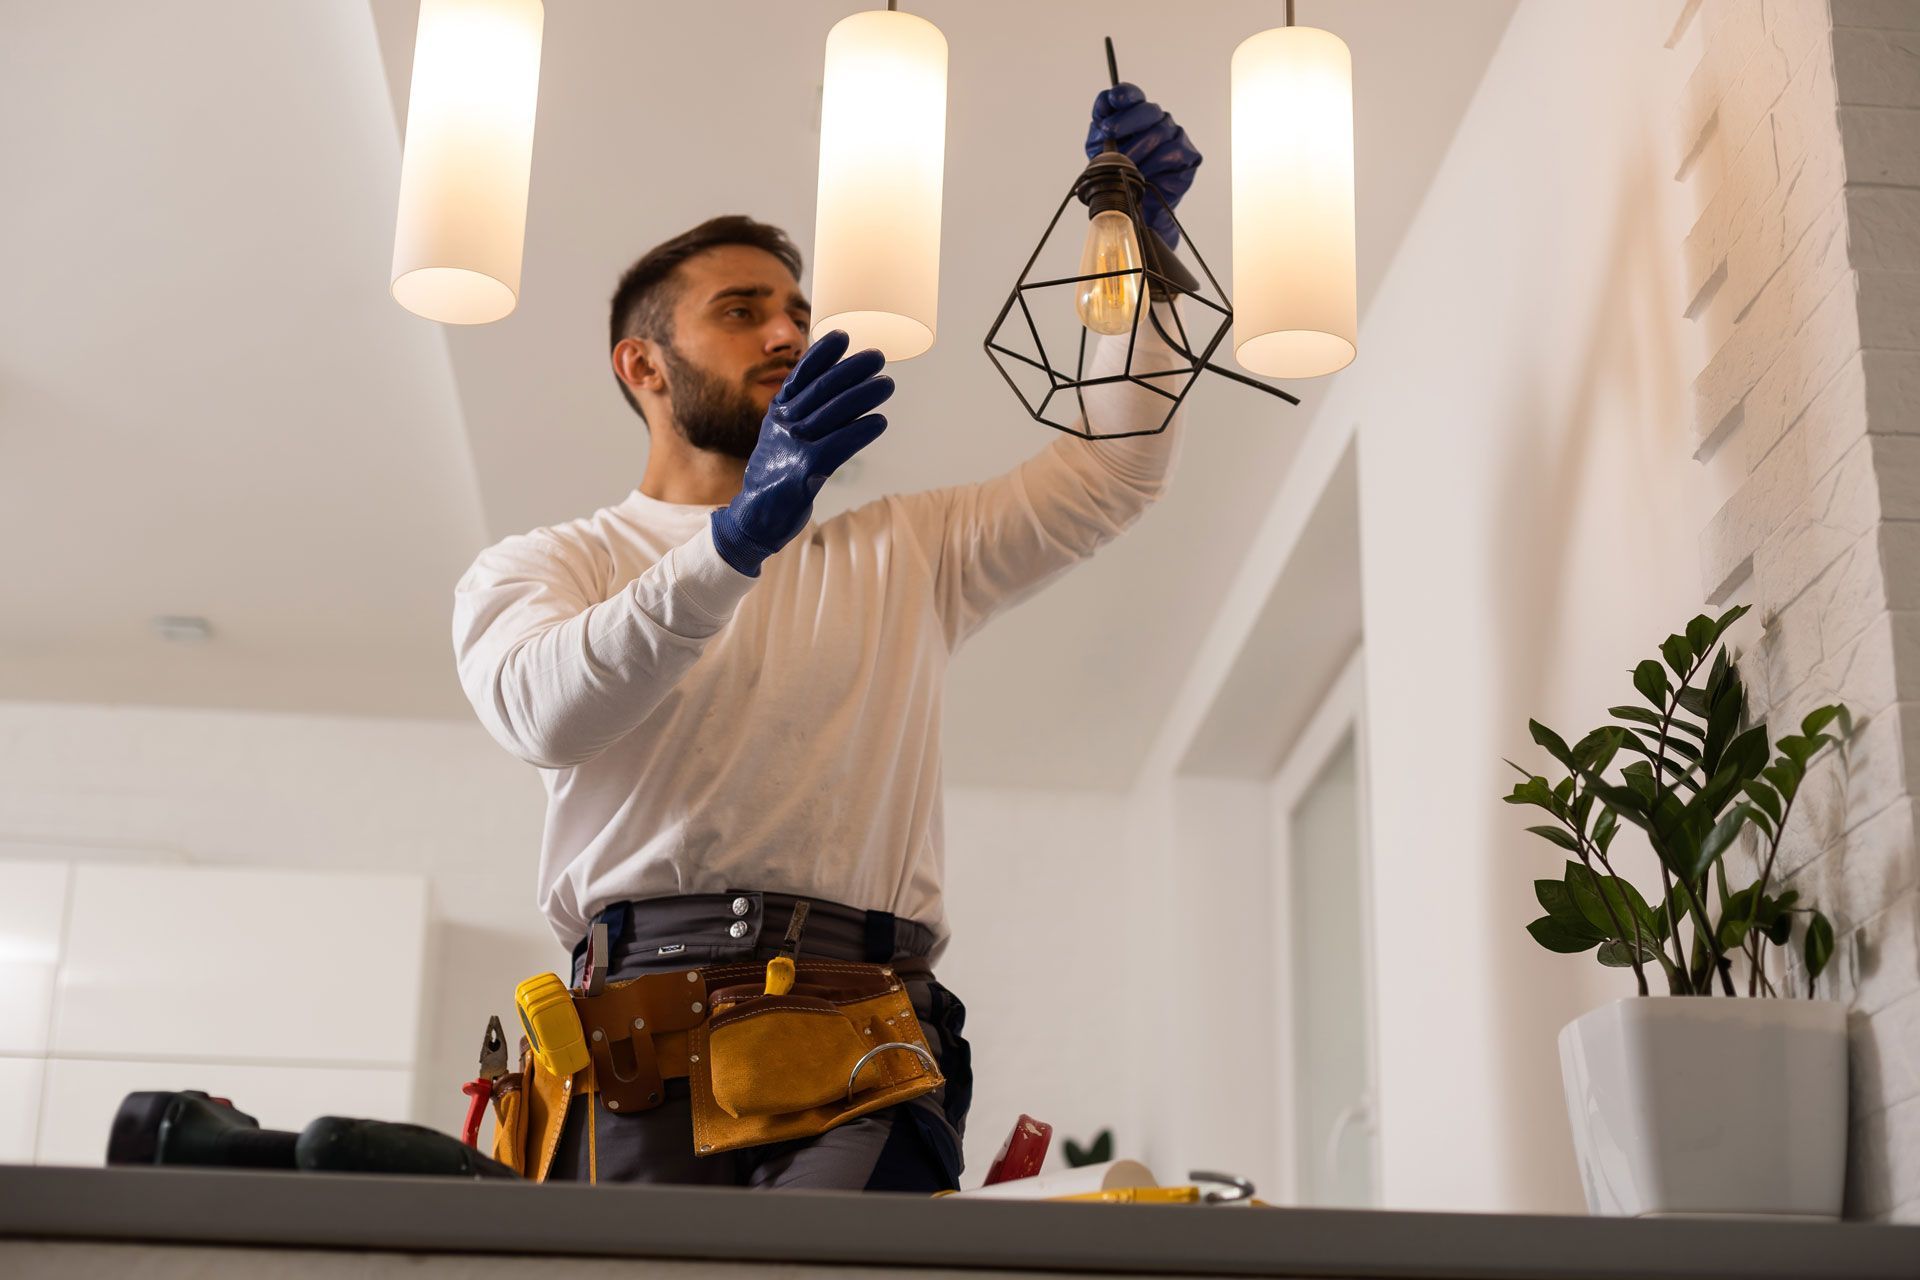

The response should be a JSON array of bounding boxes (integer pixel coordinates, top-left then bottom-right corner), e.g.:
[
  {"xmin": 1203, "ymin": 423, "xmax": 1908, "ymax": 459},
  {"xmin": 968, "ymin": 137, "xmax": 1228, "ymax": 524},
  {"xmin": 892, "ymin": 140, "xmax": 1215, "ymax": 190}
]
[
  {"xmin": 488, "ymin": 1067, "xmax": 529, "ymax": 1176},
  {"xmin": 688, "ymin": 958, "xmax": 943, "ymax": 1156}
]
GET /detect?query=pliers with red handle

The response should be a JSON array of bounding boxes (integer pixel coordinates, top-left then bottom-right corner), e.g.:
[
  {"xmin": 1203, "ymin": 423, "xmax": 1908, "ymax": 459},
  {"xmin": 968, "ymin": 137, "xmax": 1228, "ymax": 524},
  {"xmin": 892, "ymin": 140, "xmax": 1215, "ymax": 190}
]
[{"xmin": 460, "ymin": 1015, "xmax": 509, "ymax": 1148}]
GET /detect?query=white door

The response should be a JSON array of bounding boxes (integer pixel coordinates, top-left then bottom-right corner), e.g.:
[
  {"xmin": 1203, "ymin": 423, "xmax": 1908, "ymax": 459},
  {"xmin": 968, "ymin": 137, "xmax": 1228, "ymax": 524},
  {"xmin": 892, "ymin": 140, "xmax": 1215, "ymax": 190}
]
[{"xmin": 1270, "ymin": 651, "xmax": 1378, "ymax": 1207}]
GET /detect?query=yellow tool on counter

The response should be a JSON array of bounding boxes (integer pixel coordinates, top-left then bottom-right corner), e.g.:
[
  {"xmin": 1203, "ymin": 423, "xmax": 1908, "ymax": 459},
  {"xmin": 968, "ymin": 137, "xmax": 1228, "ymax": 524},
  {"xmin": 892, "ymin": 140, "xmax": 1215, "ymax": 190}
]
[
  {"xmin": 1056, "ymin": 1185, "xmax": 1206, "ymax": 1204},
  {"xmin": 514, "ymin": 972, "xmax": 589, "ymax": 1079}
]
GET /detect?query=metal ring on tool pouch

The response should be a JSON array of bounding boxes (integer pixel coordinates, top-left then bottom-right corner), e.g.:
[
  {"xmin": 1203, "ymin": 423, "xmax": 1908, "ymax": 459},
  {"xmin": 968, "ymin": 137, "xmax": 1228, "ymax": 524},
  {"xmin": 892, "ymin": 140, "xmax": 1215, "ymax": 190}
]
[{"xmin": 847, "ymin": 1042, "xmax": 936, "ymax": 1100}]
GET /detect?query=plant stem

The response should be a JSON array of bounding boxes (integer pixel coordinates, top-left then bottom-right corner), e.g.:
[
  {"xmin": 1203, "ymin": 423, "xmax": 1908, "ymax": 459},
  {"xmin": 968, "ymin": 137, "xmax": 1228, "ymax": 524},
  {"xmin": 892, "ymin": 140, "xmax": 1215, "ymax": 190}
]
[
  {"xmin": 1585, "ymin": 839, "xmax": 1652, "ymax": 996},
  {"xmin": 1652, "ymin": 653, "xmax": 1740, "ymax": 993},
  {"xmin": 1658, "ymin": 863, "xmax": 1690, "ymax": 993},
  {"xmin": 1648, "ymin": 657, "xmax": 1712, "ymax": 993}
]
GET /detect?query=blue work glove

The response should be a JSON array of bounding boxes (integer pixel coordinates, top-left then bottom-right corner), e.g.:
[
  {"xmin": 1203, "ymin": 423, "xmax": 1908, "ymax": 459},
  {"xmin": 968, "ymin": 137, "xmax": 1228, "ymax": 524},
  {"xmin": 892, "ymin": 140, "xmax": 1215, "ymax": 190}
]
[
  {"xmin": 1085, "ymin": 82, "xmax": 1202, "ymax": 249},
  {"xmin": 709, "ymin": 329, "xmax": 893, "ymax": 578}
]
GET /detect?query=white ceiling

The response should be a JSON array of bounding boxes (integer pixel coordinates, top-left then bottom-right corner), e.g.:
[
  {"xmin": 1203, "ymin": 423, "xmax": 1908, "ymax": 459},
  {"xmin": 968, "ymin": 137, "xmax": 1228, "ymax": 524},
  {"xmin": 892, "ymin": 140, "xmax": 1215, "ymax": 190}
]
[{"xmin": 1, "ymin": 0, "xmax": 1516, "ymax": 787}]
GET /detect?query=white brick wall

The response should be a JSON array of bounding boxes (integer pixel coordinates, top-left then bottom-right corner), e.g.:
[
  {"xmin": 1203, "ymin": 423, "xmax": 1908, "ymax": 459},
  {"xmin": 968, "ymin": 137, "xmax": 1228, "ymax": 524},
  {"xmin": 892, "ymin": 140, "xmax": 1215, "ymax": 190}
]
[{"xmin": 1682, "ymin": 0, "xmax": 1920, "ymax": 1222}]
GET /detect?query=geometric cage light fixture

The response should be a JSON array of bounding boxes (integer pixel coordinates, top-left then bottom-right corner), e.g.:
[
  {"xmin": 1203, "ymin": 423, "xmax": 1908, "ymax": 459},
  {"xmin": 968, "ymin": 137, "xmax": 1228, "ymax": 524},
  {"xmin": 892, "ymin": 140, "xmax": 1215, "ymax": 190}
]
[{"xmin": 985, "ymin": 40, "xmax": 1300, "ymax": 440}]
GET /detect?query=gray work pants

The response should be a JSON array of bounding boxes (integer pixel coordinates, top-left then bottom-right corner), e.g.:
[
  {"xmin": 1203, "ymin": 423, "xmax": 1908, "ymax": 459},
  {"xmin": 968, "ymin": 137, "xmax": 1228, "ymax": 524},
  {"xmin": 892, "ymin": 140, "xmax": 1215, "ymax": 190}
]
[{"xmin": 549, "ymin": 890, "xmax": 971, "ymax": 1192}]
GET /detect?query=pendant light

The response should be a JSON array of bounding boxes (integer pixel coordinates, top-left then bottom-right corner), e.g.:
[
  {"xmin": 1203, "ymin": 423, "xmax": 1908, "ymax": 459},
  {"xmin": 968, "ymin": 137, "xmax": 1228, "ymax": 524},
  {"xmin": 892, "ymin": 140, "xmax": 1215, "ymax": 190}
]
[
  {"xmin": 809, "ymin": 1, "xmax": 948, "ymax": 361},
  {"xmin": 1230, "ymin": 0, "xmax": 1357, "ymax": 378},
  {"xmin": 985, "ymin": 40, "xmax": 1298, "ymax": 440},
  {"xmin": 390, "ymin": 0, "xmax": 546, "ymax": 325}
]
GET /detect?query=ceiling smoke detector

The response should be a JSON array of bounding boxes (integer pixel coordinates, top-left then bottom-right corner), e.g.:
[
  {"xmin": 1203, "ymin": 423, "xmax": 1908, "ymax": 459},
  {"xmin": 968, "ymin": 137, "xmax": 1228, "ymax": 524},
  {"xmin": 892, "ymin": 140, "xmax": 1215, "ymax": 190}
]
[{"xmin": 151, "ymin": 615, "xmax": 213, "ymax": 644}]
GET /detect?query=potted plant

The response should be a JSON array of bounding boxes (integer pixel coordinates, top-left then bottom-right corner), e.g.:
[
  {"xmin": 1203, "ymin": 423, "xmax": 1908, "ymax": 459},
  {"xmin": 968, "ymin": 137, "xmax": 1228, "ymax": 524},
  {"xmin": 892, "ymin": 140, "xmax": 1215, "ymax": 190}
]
[{"xmin": 1505, "ymin": 605, "xmax": 1852, "ymax": 1219}]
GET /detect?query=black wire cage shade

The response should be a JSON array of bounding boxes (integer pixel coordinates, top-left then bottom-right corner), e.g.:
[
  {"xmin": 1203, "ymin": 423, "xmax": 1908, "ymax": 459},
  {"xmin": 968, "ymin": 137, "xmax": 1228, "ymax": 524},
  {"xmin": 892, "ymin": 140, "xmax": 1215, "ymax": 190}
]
[{"xmin": 984, "ymin": 41, "xmax": 1299, "ymax": 441}]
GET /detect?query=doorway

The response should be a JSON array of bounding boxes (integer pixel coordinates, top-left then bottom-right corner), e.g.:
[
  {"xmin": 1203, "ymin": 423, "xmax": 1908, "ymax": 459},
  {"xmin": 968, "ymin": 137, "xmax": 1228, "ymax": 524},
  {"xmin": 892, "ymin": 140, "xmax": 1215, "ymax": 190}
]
[{"xmin": 1269, "ymin": 650, "xmax": 1377, "ymax": 1207}]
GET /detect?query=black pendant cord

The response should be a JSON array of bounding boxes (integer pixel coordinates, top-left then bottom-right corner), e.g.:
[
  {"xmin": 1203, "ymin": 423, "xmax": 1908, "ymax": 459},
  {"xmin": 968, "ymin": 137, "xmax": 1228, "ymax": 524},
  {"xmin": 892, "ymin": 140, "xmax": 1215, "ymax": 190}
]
[
  {"xmin": 1148, "ymin": 309, "xmax": 1301, "ymax": 405},
  {"xmin": 1104, "ymin": 35, "xmax": 1119, "ymax": 87},
  {"xmin": 1286, "ymin": 0, "xmax": 1297, "ymax": 26}
]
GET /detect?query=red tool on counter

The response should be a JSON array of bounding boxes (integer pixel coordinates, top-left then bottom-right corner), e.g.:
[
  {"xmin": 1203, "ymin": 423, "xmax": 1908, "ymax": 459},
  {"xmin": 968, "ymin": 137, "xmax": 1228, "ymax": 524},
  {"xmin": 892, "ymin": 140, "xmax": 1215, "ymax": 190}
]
[
  {"xmin": 461, "ymin": 1015, "xmax": 509, "ymax": 1148},
  {"xmin": 982, "ymin": 1113, "xmax": 1053, "ymax": 1185}
]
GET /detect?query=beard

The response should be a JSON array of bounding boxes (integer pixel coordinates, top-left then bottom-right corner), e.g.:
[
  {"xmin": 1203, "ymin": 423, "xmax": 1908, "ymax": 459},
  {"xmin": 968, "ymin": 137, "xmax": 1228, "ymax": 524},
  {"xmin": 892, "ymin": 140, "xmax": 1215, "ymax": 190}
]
[{"xmin": 659, "ymin": 344, "xmax": 769, "ymax": 462}]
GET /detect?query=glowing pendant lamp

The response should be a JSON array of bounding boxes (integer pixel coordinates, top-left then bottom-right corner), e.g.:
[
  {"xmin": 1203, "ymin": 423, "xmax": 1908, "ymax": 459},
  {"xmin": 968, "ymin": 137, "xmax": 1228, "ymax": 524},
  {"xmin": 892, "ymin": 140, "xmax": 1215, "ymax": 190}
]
[
  {"xmin": 809, "ymin": 1, "xmax": 948, "ymax": 361},
  {"xmin": 1231, "ymin": 1, "xmax": 1357, "ymax": 378},
  {"xmin": 390, "ymin": 0, "xmax": 546, "ymax": 325}
]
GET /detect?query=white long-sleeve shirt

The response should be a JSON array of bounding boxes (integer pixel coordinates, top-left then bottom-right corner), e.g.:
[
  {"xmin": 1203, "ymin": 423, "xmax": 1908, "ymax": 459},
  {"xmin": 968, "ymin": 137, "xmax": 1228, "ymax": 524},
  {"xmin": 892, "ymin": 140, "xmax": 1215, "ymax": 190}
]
[{"xmin": 452, "ymin": 320, "xmax": 1188, "ymax": 958}]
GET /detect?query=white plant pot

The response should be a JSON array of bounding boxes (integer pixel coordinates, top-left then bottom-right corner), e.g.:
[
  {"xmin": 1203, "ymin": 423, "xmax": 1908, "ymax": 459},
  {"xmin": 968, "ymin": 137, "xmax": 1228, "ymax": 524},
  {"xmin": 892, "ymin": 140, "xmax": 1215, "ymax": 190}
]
[{"xmin": 1558, "ymin": 995, "xmax": 1847, "ymax": 1219}]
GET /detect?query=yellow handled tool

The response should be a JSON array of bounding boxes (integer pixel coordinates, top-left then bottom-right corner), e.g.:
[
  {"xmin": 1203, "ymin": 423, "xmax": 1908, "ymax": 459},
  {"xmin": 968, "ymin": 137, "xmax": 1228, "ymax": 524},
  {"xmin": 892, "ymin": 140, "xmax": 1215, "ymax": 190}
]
[{"xmin": 514, "ymin": 972, "xmax": 589, "ymax": 1079}]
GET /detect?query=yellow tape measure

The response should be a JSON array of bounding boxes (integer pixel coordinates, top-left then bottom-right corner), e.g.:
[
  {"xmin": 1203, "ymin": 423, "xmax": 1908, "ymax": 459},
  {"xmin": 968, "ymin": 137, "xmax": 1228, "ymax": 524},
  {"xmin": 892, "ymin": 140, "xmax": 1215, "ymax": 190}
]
[{"xmin": 514, "ymin": 972, "xmax": 589, "ymax": 1079}]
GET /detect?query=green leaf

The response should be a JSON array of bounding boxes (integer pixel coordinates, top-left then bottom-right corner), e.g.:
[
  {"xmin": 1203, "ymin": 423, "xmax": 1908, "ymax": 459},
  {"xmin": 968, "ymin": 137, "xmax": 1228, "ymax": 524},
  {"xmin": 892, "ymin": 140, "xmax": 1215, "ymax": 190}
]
[
  {"xmin": 1679, "ymin": 804, "xmax": 1751, "ymax": 883},
  {"xmin": 1529, "ymin": 915, "xmax": 1602, "ymax": 954},
  {"xmin": 1529, "ymin": 720, "xmax": 1575, "ymax": 770},
  {"xmin": 1763, "ymin": 760, "xmax": 1803, "ymax": 805},
  {"xmin": 1767, "ymin": 913, "xmax": 1794, "ymax": 946},
  {"xmin": 1801, "ymin": 705, "xmax": 1844, "ymax": 738},
  {"xmin": 1620, "ymin": 762, "xmax": 1657, "ymax": 804},
  {"xmin": 1589, "ymin": 778, "xmax": 1652, "ymax": 824},
  {"xmin": 1661, "ymin": 633, "xmax": 1694, "ymax": 678},
  {"xmin": 1726, "ymin": 726, "xmax": 1771, "ymax": 780},
  {"xmin": 1805, "ymin": 911, "xmax": 1835, "ymax": 983},
  {"xmin": 1552, "ymin": 776, "xmax": 1576, "ymax": 808},
  {"xmin": 1742, "ymin": 780, "xmax": 1782, "ymax": 827},
  {"xmin": 1676, "ymin": 685, "xmax": 1712, "ymax": 718},
  {"xmin": 1614, "ymin": 736, "xmax": 1705, "ymax": 789},
  {"xmin": 1634, "ymin": 660, "xmax": 1672, "ymax": 709},
  {"xmin": 1592, "ymin": 807, "xmax": 1619, "ymax": 853},
  {"xmin": 1526, "ymin": 824, "xmax": 1581, "ymax": 852},
  {"xmin": 1504, "ymin": 776, "xmax": 1557, "ymax": 810},
  {"xmin": 1701, "ymin": 681, "xmax": 1746, "ymax": 776},
  {"xmin": 1609, "ymin": 705, "xmax": 1705, "ymax": 738},
  {"xmin": 1566, "ymin": 861, "xmax": 1660, "ymax": 940},
  {"xmin": 1598, "ymin": 937, "xmax": 1662, "ymax": 968},
  {"xmin": 1685, "ymin": 613, "xmax": 1718, "ymax": 654},
  {"xmin": 1536, "ymin": 879, "xmax": 1607, "ymax": 939},
  {"xmin": 1777, "ymin": 733, "xmax": 1820, "ymax": 765},
  {"xmin": 1571, "ymin": 727, "xmax": 1624, "ymax": 774}
]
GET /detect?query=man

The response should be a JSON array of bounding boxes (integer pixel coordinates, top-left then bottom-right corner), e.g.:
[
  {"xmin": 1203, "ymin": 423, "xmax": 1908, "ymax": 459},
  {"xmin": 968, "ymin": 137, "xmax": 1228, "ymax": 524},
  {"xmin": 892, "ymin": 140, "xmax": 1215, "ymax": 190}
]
[{"xmin": 452, "ymin": 83, "xmax": 1200, "ymax": 1191}]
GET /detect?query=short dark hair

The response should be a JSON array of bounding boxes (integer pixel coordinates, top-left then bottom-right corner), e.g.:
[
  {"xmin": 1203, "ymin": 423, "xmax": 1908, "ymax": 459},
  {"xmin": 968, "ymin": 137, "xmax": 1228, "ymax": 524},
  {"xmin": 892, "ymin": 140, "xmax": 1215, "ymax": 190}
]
[{"xmin": 608, "ymin": 215, "xmax": 804, "ymax": 420}]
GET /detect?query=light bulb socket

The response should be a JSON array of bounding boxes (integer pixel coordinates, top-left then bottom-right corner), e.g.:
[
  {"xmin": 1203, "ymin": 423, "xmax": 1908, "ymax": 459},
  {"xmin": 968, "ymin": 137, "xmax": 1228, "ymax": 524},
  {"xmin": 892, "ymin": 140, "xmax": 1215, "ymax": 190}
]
[{"xmin": 1075, "ymin": 147, "xmax": 1145, "ymax": 219}]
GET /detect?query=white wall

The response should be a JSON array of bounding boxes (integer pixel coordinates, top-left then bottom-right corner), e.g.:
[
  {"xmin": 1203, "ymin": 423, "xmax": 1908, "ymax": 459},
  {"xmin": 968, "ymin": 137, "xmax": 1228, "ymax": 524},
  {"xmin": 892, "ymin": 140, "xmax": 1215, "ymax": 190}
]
[
  {"xmin": 1330, "ymin": 0, "xmax": 1735, "ymax": 1213},
  {"xmin": 0, "ymin": 699, "xmax": 1133, "ymax": 1183},
  {"xmin": 937, "ymin": 787, "xmax": 1138, "ymax": 1179},
  {"xmin": 1344, "ymin": 0, "xmax": 1728, "ymax": 1214},
  {"xmin": 1131, "ymin": 0, "xmax": 1728, "ymax": 1215},
  {"xmin": 0, "ymin": 700, "xmax": 555, "ymax": 1138}
]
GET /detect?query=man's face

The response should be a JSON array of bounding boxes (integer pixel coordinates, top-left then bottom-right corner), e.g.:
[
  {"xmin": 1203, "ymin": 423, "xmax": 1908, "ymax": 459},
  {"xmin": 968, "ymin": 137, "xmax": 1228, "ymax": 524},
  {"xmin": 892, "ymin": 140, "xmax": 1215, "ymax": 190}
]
[{"xmin": 658, "ymin": 245, "xmax": 812, "ymax": 462}]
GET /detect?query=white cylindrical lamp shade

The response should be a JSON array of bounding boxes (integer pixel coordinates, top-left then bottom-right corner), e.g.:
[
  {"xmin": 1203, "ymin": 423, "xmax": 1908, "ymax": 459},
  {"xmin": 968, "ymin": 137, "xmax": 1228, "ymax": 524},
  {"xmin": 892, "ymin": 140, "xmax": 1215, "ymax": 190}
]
[
  {"xmin": 1230, "ymin": 25, "xmax": 1356, "ymax": 379},
  {"xmin": 809, "ymin": 11, "xmax": 947, "ymax": 361},
  {"xmin": 390, "ymin": 0, "xmax": 545, "ymax": 325}
]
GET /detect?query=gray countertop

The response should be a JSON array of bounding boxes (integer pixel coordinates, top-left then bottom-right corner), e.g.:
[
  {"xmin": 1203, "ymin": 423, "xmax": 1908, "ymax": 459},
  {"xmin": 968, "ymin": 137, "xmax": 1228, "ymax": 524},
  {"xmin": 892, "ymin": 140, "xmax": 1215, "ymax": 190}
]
[{"xmin": 2, "ymin": 1165, "xmax": 1916, "ymax": 1279}]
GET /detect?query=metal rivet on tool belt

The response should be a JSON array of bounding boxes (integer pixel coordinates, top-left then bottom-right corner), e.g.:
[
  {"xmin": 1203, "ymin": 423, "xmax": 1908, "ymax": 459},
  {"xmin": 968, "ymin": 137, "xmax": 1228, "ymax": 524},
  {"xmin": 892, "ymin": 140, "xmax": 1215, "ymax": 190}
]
[
  {"xmin": 633, "ymin": 1017, "xmax": 646, "ymax": 1030},
  {"xmin": 690, "ymin": 1054, "xmax": 700, "ymax": 1063},
  {"xmin": 607, "ymin": 1100, "xmax": 620, "ymax": 1110},
  {"xmin": 731, "ymin": 896, "xmax": 749, "ymax": 916},
  {"xmin": 687, "ymin": 972, "xmax": 699, "ymax": 982},
  {"xmin": 882, "ymin": 967, "xmax": 893, "ymax": 976},
  {"xmin": 728, "ymin": 920, "xmax": 749, "ymax": 939},
  {"xmin": 649, "ymin": 1092, "xmax": 659, "ymax": 1103},
  {"xmin": 591, "ymin": 1029, "xmax": 604, "ymax": 1042},
  {"xmin": 700, "ymin": 1144, "xmax": 713, "ymax": 1153},
  {"xmin": 692, "ymin": 1001, "xmax": 704, "ymax": 1013}
]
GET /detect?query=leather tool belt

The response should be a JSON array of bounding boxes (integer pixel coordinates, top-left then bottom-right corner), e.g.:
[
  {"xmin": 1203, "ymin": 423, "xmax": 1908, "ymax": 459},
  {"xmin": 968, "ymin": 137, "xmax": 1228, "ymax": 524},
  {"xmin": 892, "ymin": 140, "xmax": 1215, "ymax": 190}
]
[{"xmin": 493, "ymin": 954, "xmax": 942, "ymax": 1181}]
